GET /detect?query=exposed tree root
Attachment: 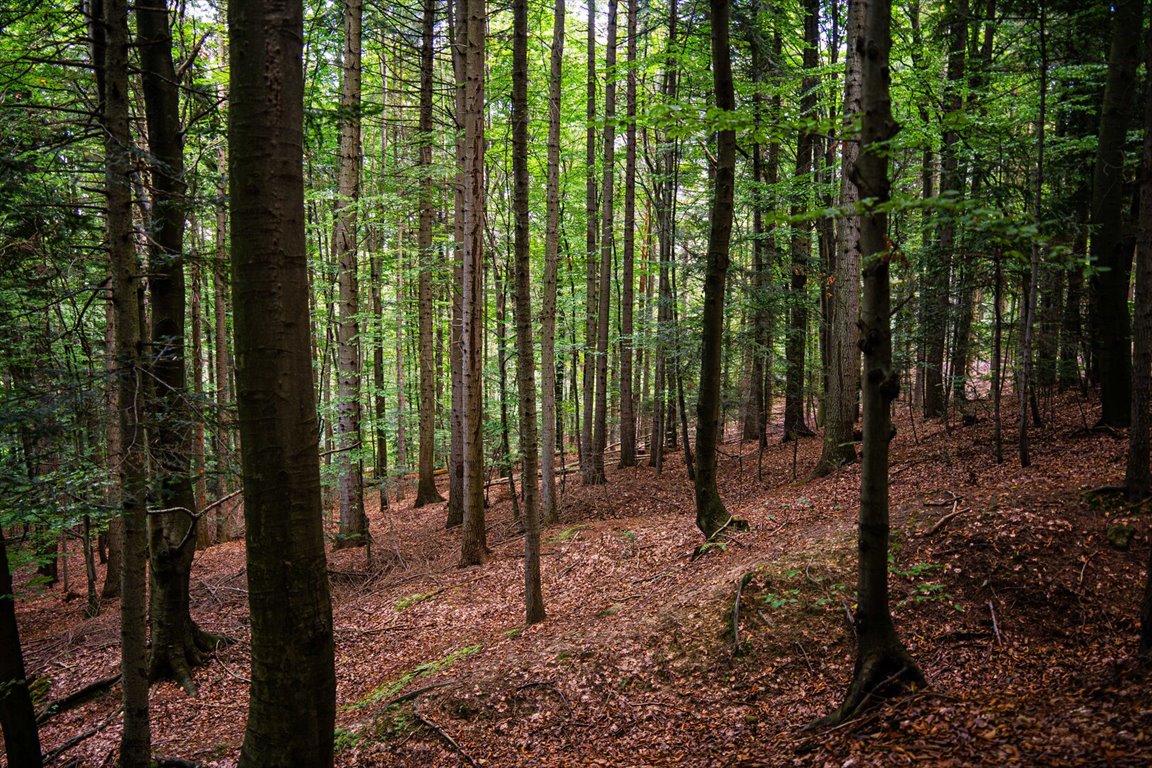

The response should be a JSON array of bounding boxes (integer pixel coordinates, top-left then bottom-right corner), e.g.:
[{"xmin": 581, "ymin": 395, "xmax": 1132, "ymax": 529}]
[
  {"xmin": 809, "ymin": 645, "xmax": 925, "ymax": 730},
  {"xmin": 149, "ymin": 626, "xmax": 235, "ymax": 697}
]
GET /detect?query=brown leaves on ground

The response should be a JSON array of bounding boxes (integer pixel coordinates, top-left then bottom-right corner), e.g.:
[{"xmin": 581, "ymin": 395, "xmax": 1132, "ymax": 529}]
[{"xmin": 11, "ymin": 390, "xmax": 1152, "ymax": 766}]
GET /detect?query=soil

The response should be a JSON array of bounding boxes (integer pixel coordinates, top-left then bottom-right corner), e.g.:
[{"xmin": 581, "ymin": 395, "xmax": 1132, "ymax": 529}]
[{"xmin": 9, "ymin": 390, "xmax": 1152, "ymax": 767}]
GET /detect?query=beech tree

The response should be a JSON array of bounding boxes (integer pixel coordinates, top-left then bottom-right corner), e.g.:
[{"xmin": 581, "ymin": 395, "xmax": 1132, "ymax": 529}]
[
  {"xmin": 827, "ymin": 0, "xmax": 924, "ymax": 723},
  {"xmin": 229, "ymin": 0, "xmax": 336, "ymax": 762}
]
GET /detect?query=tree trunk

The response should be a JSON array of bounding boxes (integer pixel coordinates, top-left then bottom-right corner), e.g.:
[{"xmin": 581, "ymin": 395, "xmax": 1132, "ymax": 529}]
[
  {"xmin": 783, "ymin": 0, "xmax": 819, "ymax": 441},
  {"xmin": 104, "ymin": 0, "xmax": 150, "ymax": 758},
  {"xmin": 813, "ymin": 0, "xmax": 864, "ymax": 477},
  {"xmin": 447, "ymin": 0, "xmax": 466, "ymax": 529},
  {"xmin": 1127, "ymin": 11, "xmax": 1152, "ymax": 505},
  {"xmin": 333, "ymin": 0, "xmax": 369, "ymax": 547},
  {"xmin": 414, "ymin": 0, "xmax": 444, "ymax": 508},
  {"xmin": 618, "ymin": 0, "xmax": 638, "ymax": 469},
  {"xmin": 0, "ymin": 529, "xmax": 42, "ymax": 767},
  {"xmin": 826, "ymin": 0, "xmax": 924, "ymax": 725},
  {"xmin": 1090, "ymin": 0, "xmax": 1142, "ymax": 427},
  {"xmin": 512, "ymin": 0, "xmax": 544, "ymax": 621},
  {"xmin": 695, "ymin": 0, "xmax": 737, "ymax": 539},
  {"xmin": 230, "ymin": 0, "xmax": 336, "ymax": 761},
  {"xmin": 459, "ymin": 0, "xmax": 489, "ymax": 565},
  {"xmin": 589, "ymin": 0, "xmax": 619, "ymax": 486},
  {"xmin": 540, "ymin": 0, "xmax": 565, "ymax": 525},
  {"xmin": 581, "ymin": 0, "xmax": 599, "ymax": 483}
]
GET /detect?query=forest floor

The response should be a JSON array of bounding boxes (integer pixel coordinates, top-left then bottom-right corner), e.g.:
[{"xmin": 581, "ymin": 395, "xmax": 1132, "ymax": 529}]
[{"xmin": 10, "ymin": 389, "xmax": 1152, "ymax": 767}]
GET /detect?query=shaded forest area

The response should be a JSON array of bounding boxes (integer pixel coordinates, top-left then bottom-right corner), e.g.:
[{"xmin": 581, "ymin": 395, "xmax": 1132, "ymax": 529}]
[{"xmin": 3, "ymin": 0, "xmax": 1152, "ymax": 764}]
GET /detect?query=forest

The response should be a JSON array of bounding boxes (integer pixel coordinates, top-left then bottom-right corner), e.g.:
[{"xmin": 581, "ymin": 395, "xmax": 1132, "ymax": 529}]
[{"xmin": 2, "ymin": 0, "xmax": 1152, "ymax": 764}]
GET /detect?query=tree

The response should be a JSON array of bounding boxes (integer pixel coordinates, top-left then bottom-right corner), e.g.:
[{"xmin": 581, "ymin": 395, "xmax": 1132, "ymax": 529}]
[
  {"xmin": 618, "ymin": 0, "xmax": 639, "ymax": 469},
  {"xmin": 825, "ymin": 0, "xmax": 924, "ymax": 724},
  {"xmin": 459, "ymin": 0, "xmax": 489, "ymax": 566},
  {"xmin": 539, "ymin": 0, "xmax": 565, "ymax": 525},
  {"xmin": 103, "ymin": 0, "xmax": 151, "ymax": 759},
  {"xmin": 512, "ymin": 0, "xmax": 544, "ymax": 623},
  {"xmin": 1089, "ymin": 0, "xmax": 1142, "ymax": 428},
  {"xmin": 783, "ymin": 0, "xmax": 820, "ymax": 441},
  {"xmin": 694, "ymin": 0, "xmax": 737, "ymax": 540},
  {"xmin": 581, "ymin": 0, "xmax": 598, "ymax": 484},
  {"xmin": 813, "ymin": 0, "xmax": 864, "ymax": 477},
  {"xmin": 137, "ymin": 0, "xmax": 218, "ymax": 693},
  {"xmin": 333, "ymin": 0, "xmax": 370, "ymax": 547},
  {"xmin": 590, "ymin": 0, "xmax": 619, "ymax": 486},
  {"xmin": 413, "ymin": 0, "xmax": 444, "ymax": 508},
  {"xmin": 229, "ymin": 0, "xmax": 336, "ymax": 761},
  {"xmin": 0, "ymin": 529, "xmax": 42, "ymax": 767}
]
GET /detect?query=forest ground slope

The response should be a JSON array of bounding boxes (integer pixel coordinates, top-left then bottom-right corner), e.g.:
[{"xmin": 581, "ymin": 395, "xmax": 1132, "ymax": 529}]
[{"xmin": 12, "ymin": 390, "xmax": 1152, "ymax": 766}]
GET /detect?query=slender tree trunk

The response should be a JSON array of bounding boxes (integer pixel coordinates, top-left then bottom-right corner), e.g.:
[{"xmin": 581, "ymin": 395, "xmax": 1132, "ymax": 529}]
[
  {"xmin": 371, "ymin": 247, "xmax": 390, "ymax": 510},
  {"xmin": 618, "ymin": 0, "xmax": 638, "ymax": 468},
  {"xmin": 581, "ymin": 0, "xmax": 599, "ymax": 484},
  {"xmin": 540, "ymin": 0, "xmax": 565, "ymax": 524},
  {"xmin": 414, "ymin": 0, "xmax": 444, "ymax": 507},
  {"xmin": 783, "ymin": 0, "xmax": 819, "ymax": 440},
  {"xmin": 589, "ymin": 0, "xmax": 619, "ymax": 485},
  {"xmin": 814, "ymin": 0, "xmax": 864, "ymax": 476},
  {"xmin": 695, "ymin": 0, "xmax": 737, "ymax": 539},
  {"xmin": 213, "ymin": 147, "xmax": 234, "ymax": 516},
  {"xmin": 101, "ymin": 296, "xmax": 123, "ymax": 601},
  {"xmin": 447, "ymin": 0, "xmax": 466, "ymax": 528},
  {"xmin": 1090, "ymin": 0, "xmax": 1142, "ymax": 427},
  {"xmin": 512, "ymin": 0, "xmax": 544, "ymax": 621},
  {"xmin": 459, "ymin": 0, "xmax": 489, "ymax": 565},
  {"xmin": 105, "ymin": 0, "xmax": 150, "ymax": 758},
  {"xmin": 1019, "ymin": 3, "xmax": 1046, "ymax": 468},
  {"xmin": 826, "ymin": 0, "xmax": 924, "ymax": 724},
  {"xmin": 333, "ymin": 0, "xmax": 369, "ymax": 547}
]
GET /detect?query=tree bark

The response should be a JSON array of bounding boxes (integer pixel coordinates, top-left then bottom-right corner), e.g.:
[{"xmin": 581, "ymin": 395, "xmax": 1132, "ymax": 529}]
[
  {"xmin": 1090, "ymin": 0, "xmax": 1142, "ymax": 428},
  {"xmin": 695, "ymin": 0, "xmax": 737, "ymax": 539},
  {"xmin": 813, "ymin": 0, "xmax": 865, "ymax": 477},
  {"xmin": 459, "ymin": 0, "xmax": 489, "ymax": 565},
  {"xmin": 414, "ymin": 0, "xmax": 444, "ymax": 507},
  {"xmin": 618, "ymin": 0, "xmax": 639, "ymax": 469},
  {"xmin": 0, "ymin": 529, "xmax": 42, "ymax": 767},
  {"xmin": 783, "ymin": 0, "xmax": 820, "ymax": 441},
  {"xmin": 826, "ymin": 0, "xmax": 924, "ymax": 725},
  {"xmin": 104, "ymin": 0, "xmax": 150, "ymax": 758},
  {"xmin": 581, "ymin": 0, "xmax": 598, "ymax": 483},
  {"xmin": 540, "ymin": 0, "xmax": 565, "ymax": 525},
  {"xmin": 511, "ymin": 0, "xmax": 544, "ymax": 622},
  {"xmin": 447, "ymin": 0, "xmax": 466, "ymax": 529},
  {"xmin": 589, "ymin": 0, "xmax": 619, "ymax": 486},
  {"xmin": 229, "ymin": 0, "xmax": 336, "ymax": 762},
  {"xmin": 332, "ymin": 0, "xmax": 369, "ymax": 546}
]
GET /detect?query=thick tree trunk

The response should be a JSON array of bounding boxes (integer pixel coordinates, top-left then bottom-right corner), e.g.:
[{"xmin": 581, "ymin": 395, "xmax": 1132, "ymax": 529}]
[
  {"xmin": 539, "ymin": 0, "xmax": 565, "ymax": 525},
  {"xmin": 1127, "ymin": 15, "xmax": 1152, "ymax": 505},
  {"xmin": 0, "ymin": 529, "xmax": 43, "ymax": 767},
  {"xmin": 230, "ymin": 0, "xmax": 336, "ymax": 762},
  {"xmin": 333, "ymin": 0, "xmax": 369, "ymax": 546},
  {"xmin": 826, "ymin": 0, "xmax": 924, "ymax": 725},
  {"xmin": 138, "ymin": 0, "xmax": 216, "ymax": 693},
  {"xmin": 1090, "ymin": 0, "xmax": 1142, "ymax": 427}
]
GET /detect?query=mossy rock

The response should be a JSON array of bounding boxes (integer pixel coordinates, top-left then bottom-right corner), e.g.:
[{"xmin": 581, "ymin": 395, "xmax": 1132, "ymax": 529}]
[{"xmin": 1106, "ymin": 523, "xmax": 1136, "ymax": 551}]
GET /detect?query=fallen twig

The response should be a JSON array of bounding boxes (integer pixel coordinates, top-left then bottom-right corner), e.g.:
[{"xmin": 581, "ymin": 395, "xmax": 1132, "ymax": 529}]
[
  {"xmin": 413, "ymin": 700, "xmax": 477, "ymax": 766},
  {"xmin": 37, "ymin": 673, "xmax": 121, "ymax": 724},
  {"xmin": 989, "ymin": 599, "xmax": 1003, "ymax": 645},
  {"xmin": 926, "ymin": 506, "xmax": 970, "ymax": 536},
  {"xmin": 1078, "ymin": 552, "xmax": 1096, "ymax": 587},
  {"xmin": 44, "ymin": 706, "xmax": 122, "ymax": 764}
]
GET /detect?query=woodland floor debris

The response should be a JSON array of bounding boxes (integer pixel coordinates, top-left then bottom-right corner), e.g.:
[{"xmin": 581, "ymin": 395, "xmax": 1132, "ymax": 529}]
[{"xmin": 8, "ymin": 391, "xmax": 1152, "ymax": 767}]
